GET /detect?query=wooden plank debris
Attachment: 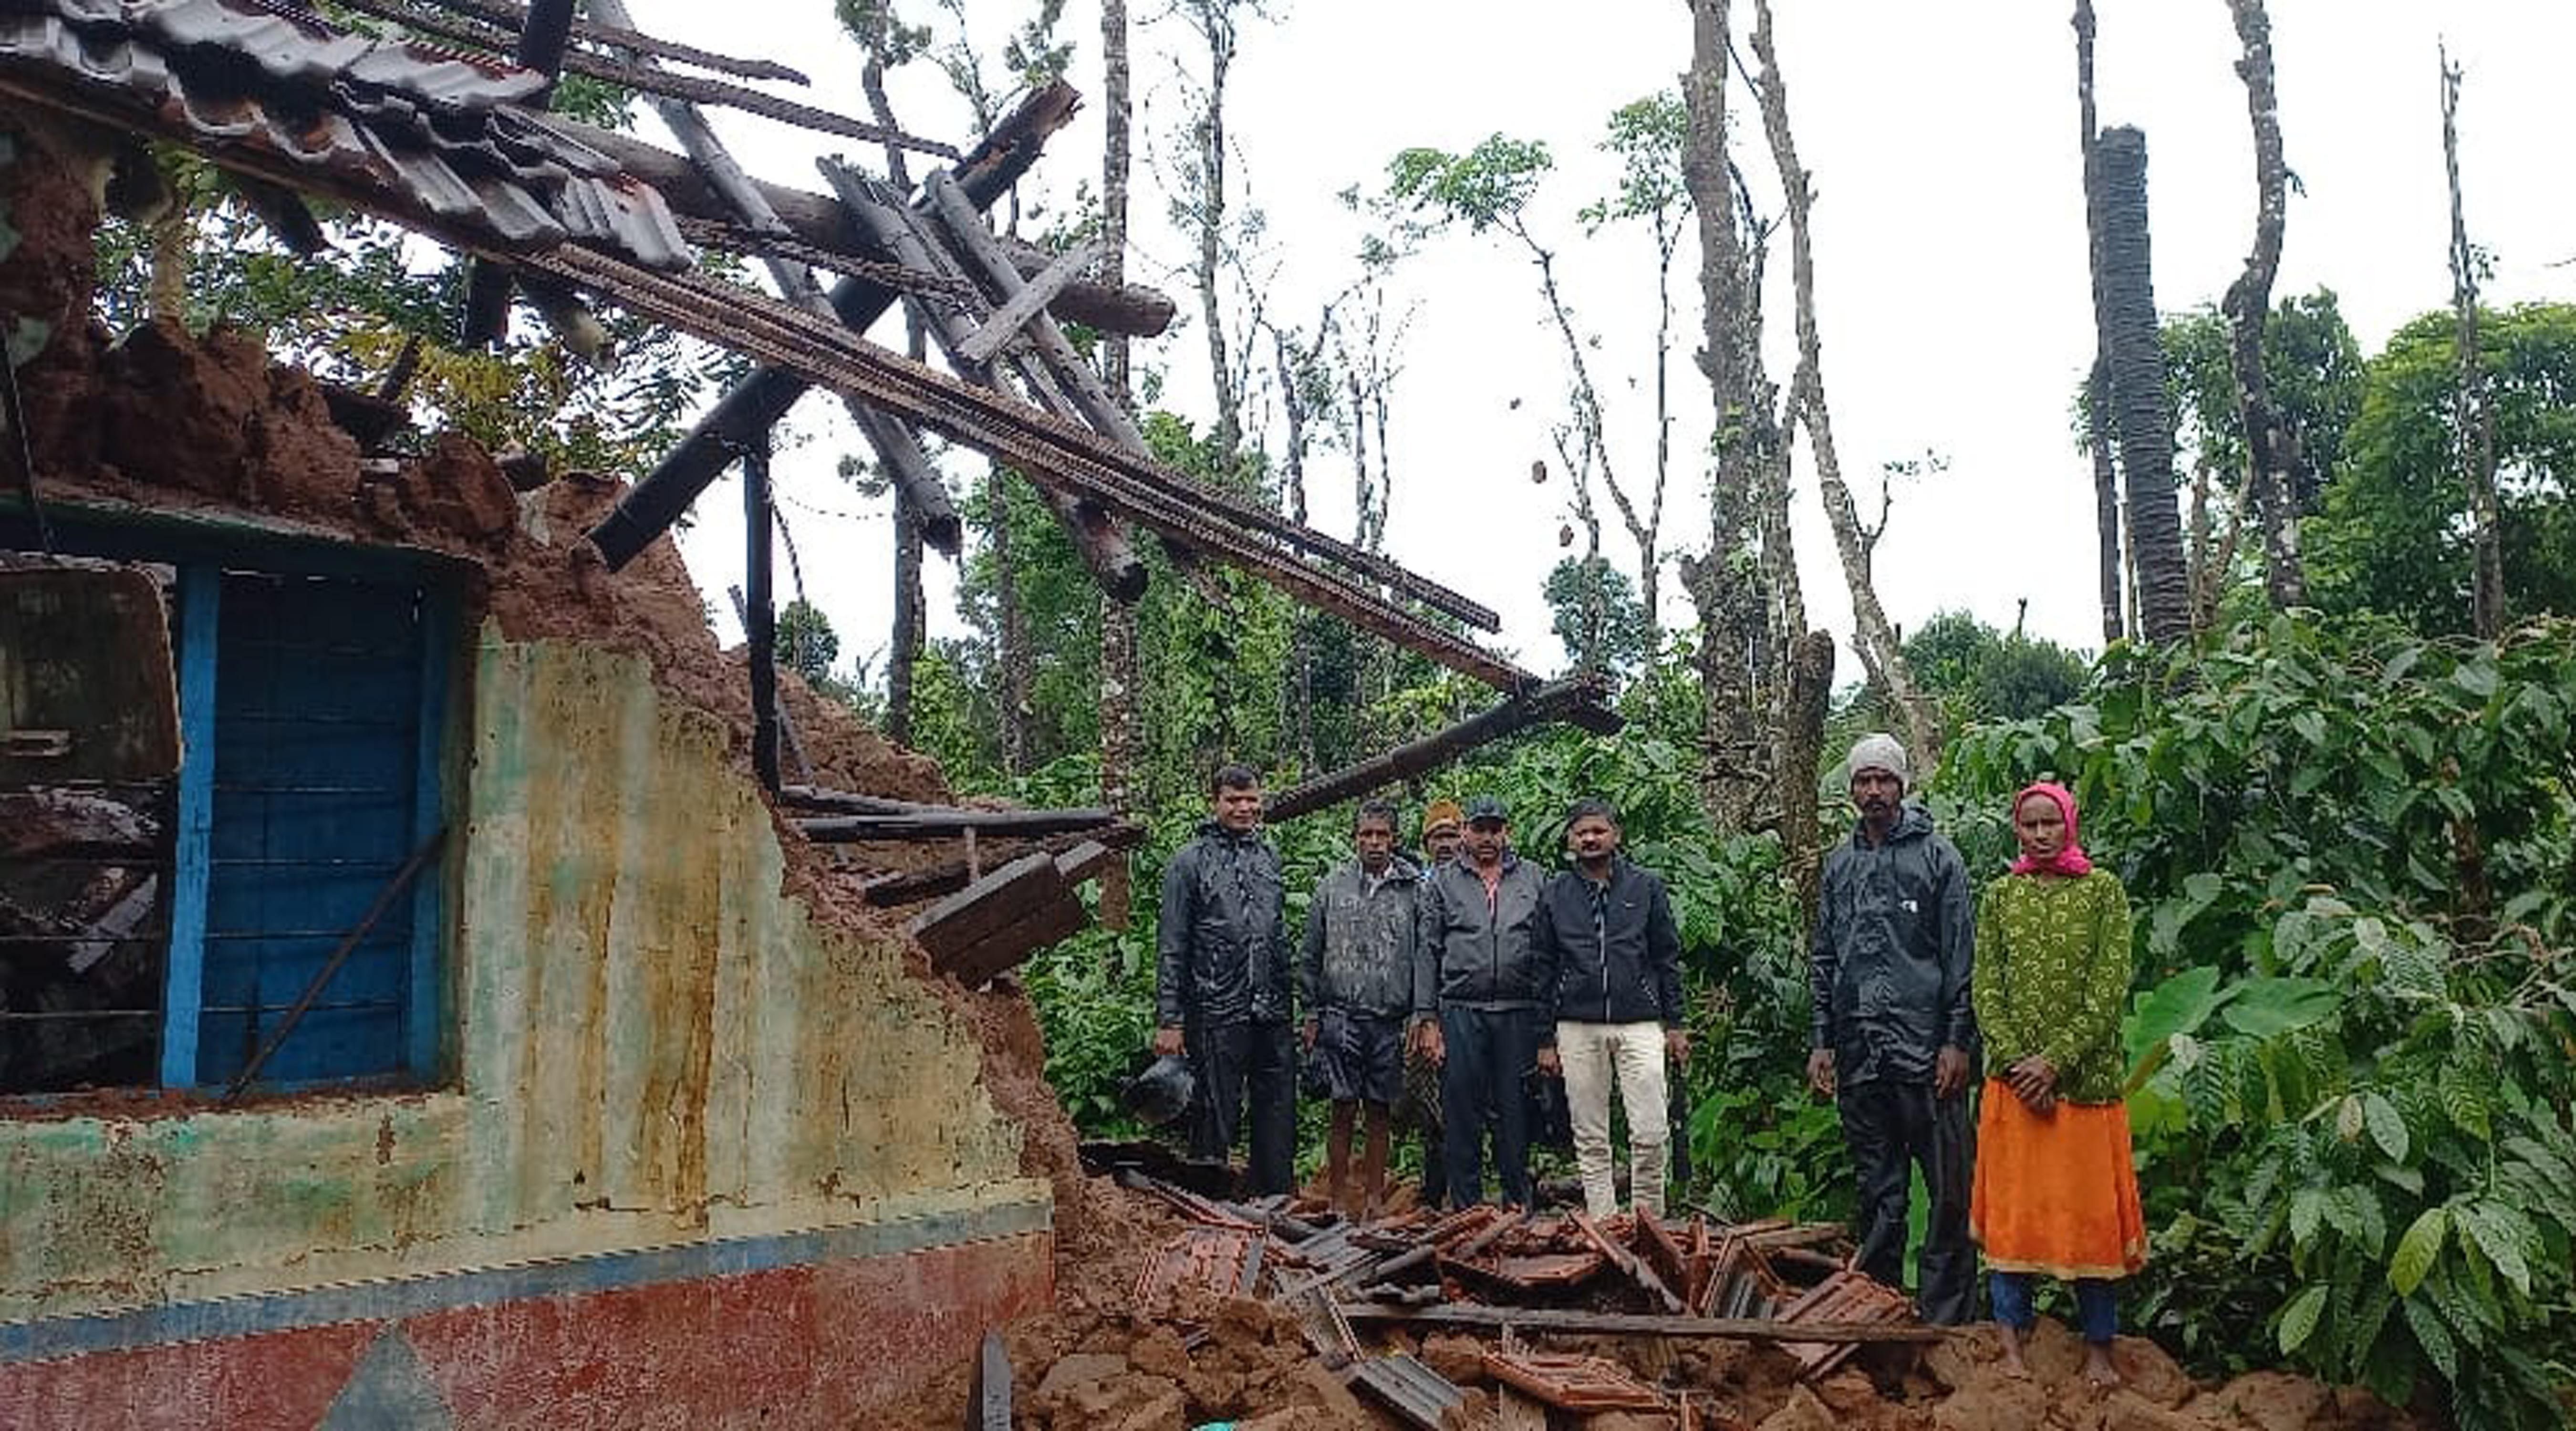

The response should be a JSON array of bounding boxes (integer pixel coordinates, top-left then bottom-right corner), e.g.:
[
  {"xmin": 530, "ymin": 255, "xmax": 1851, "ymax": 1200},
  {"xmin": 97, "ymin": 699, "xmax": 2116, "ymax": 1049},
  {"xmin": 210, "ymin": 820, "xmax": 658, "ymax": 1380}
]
[
  {"xmin": 1338, "ymin": 1303, "xmax": 1943, "ymax": 1346},
  {"xmin": 855, "ymin": 823, "xmax": 1143, "ymax": 909}
]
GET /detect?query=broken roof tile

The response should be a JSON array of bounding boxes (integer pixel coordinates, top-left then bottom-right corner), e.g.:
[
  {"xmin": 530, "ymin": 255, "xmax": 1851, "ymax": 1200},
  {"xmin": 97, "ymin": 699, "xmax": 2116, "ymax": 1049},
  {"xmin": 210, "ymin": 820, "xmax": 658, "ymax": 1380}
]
[{"xmin": 0, "ymin": 0, "xmax": 689, "ymax": 269}]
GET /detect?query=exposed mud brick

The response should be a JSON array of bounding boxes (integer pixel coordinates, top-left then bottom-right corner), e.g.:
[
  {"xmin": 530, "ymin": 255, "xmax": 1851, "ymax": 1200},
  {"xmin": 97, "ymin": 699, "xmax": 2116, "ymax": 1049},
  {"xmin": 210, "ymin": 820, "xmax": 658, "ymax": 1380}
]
[
  {"xmin": 2109, "ymin": 1336, "xmax": 2194, "ymax": 1410},
  {"xmin": 95, "ymin": 321, "xmax": 268, "ymax": 498},
  {"xmin": 1421, "ymin": 1332, "xmax": 1490, "ymax": 1386},
  {"xmin": 0, "ymin": 114, "xmax": 104, "ymax": 472},
  {"xmin": 1030, "ymin": 1350, "xmax": 1128, "ymax": 1410},
  {"xmin": 1929, "ymin": 1371, "xmax": 2047, "ymax": 1431},
  {"xmin": 2328, "ymin": 1385, "xmax": 2410, "ymax": 1430},
  {"xmin": 1126, "ymin": 1324, "xmax": 1191, "ymax": 1380},
  {"xmin": 386, "ymin": 430, "xmax": 519, "ymax": 542},
  {"xmin": 2018, "ymin": 1316, "xmax": 2092, "ymax": 1387},
  {"xmin": 2204, "ymin": 1371, "xmax": 2335, "ymax": 1431},
  {"xmin": 1754, "ymin": 1385, "xmax": 1837, "ymax": 1431},
  {"xmin": 2099, "ymin": 1389, "xmax": 2212, "ymax": 1431}
]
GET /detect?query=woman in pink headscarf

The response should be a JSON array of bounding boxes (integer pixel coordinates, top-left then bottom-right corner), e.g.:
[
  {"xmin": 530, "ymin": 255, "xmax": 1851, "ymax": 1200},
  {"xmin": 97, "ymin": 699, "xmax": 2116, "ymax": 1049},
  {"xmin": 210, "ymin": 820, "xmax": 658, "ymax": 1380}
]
[{"xmin": 1969, "ymin": 782, "xmax": 2145, "ymax": 1385}]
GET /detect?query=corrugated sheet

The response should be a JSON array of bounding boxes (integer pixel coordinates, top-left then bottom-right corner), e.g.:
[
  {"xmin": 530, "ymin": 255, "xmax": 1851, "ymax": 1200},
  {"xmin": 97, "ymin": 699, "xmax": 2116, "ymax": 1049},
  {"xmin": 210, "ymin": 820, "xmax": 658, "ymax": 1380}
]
[{"xmin": 0, "ymin": 0, "xmax": 690, "ymax": 269}]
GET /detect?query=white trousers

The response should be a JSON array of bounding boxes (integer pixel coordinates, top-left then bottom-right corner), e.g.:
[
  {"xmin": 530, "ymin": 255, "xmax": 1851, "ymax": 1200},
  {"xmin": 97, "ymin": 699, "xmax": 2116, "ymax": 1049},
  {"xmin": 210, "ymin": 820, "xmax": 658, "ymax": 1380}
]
[{"xmin": 1556, "ymin": 1019, "xmax": 1671, "ymax": 1219}]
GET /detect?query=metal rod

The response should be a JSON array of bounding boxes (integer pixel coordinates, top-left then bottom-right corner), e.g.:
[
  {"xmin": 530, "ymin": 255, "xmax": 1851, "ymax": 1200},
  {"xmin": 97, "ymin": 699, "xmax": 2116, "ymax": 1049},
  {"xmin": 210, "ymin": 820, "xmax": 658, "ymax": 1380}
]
[
  {"xmin": 742, "ymin": 437, "xmax": 780, "ymax": 795},
  {"xmin": 219, "ymin": 826, "xmax": 445, "ymax": 1104}
]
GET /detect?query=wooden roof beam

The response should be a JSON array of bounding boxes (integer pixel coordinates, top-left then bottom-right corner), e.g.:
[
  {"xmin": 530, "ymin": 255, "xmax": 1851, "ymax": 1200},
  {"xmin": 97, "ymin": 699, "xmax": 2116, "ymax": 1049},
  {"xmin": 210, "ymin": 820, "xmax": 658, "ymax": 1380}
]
[{"xmin": 582, "ymin": 80, "xmax": 1080, "ymax": 572}]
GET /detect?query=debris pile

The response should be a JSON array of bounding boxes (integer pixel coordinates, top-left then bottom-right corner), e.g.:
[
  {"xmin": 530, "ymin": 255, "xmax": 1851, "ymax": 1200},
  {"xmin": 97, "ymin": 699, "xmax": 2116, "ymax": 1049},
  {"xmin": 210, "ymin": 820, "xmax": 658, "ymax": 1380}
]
[
  {"xmin": 1092, "ymin": 1158, "xmax": 1932, "ymax": 1429},
  {"xmin": 877, "ymin": 1157, "xmax": 2434, "ymax": 1431}
]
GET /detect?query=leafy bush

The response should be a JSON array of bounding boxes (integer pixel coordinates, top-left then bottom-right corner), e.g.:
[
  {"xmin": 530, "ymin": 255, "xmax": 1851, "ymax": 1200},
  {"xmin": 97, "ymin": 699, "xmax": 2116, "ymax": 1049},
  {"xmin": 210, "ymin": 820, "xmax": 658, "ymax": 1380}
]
[{"xmin": 1942, "ymin": 614, "xmax": 2576, "ymax": 1428}]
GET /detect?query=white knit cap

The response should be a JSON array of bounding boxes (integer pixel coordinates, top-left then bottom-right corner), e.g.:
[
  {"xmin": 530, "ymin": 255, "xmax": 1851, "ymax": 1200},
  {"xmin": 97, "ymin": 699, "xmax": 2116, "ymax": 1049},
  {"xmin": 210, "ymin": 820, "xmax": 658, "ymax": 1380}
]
[{"xmin": 1846, "ymin": 733, "xmax": 1910, "ymax": 788}]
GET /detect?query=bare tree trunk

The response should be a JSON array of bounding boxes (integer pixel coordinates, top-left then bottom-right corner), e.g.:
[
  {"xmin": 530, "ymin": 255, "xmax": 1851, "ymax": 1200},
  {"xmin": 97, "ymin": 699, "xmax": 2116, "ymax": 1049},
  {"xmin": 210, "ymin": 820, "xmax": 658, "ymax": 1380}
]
[
  {"xmin": 145, "ymin": 198, "xmax": 189, "ymax": 327},
  {"xmin": 1777, "ymin": 629, "xmax": 1835, "ymax": 939},
  {"xmin": 2073, "ymin": 2, "xmax": 2126, "ymax": 645},
  {"xmin": 1184, "ymin": 1, "xmax": 1243, "ymax": 455},
  {"xmin": 1098, "ymin": 0, "xmax": 1142, "ymax": 859},
  {"xmin": 2222, "ymin": 0, "xmax": 2305, "ymax": 610},
  {"xmin": 2441, "ymin": 47, "xmax": 2504, "ymax": 640},
  {"xmin": 990, "ymin": 464, "xmax": 1030, "ymax": 772},
  {"xmin": 1682, "ymin": 0, "xmax": 1768, "ymax": 835},
  {"xmin": 1749, "ymin": 0, "xmax": 1939, "ymax": 772},
  {"xmin": 1276, "ymin": 325, "xmax": 1317, "ymax": 768},
  {"xmin": 1520, "ymin": 235, "xmax": 1662, "ymax": 620},
  {"xmin": 860, "ymin": 36, "xmax": 931, "ymax": 745},
  {"xmin": 1100, "ymin": 0, "xmax": 1133, "ymax": 411},
  {"xmin": 887, "ymin": 503, "xmax": 924, "ymax": 745},
  {"xmin": 2091, "ymin": 126, "xmax": 2194, "ymax": 644}
]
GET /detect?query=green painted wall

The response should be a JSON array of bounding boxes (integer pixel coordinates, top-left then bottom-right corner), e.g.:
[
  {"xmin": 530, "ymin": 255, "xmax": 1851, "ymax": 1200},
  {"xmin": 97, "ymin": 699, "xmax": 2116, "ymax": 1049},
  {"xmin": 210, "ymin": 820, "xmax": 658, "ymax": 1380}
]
[{"xmin": 0, "ymin": 633, "xmax": 1041, "ymax": 1320}]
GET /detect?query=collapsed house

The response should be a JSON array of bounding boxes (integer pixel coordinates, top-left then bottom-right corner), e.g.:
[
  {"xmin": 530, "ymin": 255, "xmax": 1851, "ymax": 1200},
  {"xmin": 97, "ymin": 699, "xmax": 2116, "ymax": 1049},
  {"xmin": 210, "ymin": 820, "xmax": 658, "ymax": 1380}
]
[{"xmin": 0, "ymin": 0, "xmax": 1611, "ymax": 1425}]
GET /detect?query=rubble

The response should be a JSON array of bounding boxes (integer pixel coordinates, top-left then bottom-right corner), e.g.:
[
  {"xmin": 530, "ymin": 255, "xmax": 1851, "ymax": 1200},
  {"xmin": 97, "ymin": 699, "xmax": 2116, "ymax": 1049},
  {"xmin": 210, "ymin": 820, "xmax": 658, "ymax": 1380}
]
[{"xmin": 866, "ymin": 1163, "xmax": 2439, "ymax": 1431}]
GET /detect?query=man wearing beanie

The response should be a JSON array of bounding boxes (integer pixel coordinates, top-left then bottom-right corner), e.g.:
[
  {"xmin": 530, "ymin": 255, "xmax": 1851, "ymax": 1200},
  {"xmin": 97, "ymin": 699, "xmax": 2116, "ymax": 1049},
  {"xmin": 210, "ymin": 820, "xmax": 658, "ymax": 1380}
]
[{"xmin": 1807, "ymin": 733, "xmax": 1978, "ymax": 1324}]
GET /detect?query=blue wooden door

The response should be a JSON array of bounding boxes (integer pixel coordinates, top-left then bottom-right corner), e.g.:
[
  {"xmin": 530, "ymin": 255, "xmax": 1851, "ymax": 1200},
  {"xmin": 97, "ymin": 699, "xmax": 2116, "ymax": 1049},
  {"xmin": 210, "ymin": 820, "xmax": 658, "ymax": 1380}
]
[{"xmin": 196, "ymin": 572, "xmax": 438, "ymax": 1085}]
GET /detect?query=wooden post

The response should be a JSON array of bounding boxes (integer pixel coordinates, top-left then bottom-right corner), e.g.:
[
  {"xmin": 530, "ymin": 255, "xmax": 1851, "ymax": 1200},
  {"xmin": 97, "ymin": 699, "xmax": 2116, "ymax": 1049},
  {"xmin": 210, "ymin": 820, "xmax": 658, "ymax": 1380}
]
[{"xmin": 742, "ymin": 436, "xmax": 780, "ymax": 794}]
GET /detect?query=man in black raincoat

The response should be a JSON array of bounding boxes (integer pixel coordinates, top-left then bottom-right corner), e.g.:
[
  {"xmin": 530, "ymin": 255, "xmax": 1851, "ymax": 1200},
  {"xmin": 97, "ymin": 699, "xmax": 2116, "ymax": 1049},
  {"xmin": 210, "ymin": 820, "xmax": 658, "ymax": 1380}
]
[
  {"xmin": 1155, "ymin": 764, "xmax": 1296, "ymax": 1195},
  {"xmin": 1807, "ymin": 733, "xmax": 1978, "ymax": 1325}
]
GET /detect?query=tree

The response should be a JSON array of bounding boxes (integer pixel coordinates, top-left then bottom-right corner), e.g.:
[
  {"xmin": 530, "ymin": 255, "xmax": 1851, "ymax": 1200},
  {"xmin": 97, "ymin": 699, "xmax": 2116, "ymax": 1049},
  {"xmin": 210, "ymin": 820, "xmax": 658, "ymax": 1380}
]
[
  {"xmin": 2220, "ymin": 0, "xmax": 2305, "ymax": 608},
  {"xmin": 1746, "ymin": 0, "xmax": 1939, "ymax": 772},
  {"xmin": 2441, "ymin": 46, "xmax": 2507, "ymax": 639},
  {"xmin": 1544, "ymin": 556, "xmax": 1653, "ymax": 679},
  {"xmin": 1680, "ymin": 0, "xmax": 1772, "ymax": 835},
  {"xmin": 2090, "ymin": 126, "xmax": 2195, "ymax": 643},
  {"xmin": 2072, "ymin": 0, "xmax": 2124, "ymax": 644},
  {"xmin": 2160, "ymin": 292, "xmax": 2365, "ymax": 622},
  {"xmin": 2308, "ymin": 304, "xmax": 2576, "ymax": 633}
]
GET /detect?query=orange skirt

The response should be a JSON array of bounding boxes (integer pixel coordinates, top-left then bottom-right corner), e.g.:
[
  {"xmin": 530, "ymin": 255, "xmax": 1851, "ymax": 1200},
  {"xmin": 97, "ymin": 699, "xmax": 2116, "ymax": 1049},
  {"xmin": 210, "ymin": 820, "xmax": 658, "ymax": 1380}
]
[{"xmin": 1969, "ymin": 1078, "xmax": 2148, "ymax": 1279}]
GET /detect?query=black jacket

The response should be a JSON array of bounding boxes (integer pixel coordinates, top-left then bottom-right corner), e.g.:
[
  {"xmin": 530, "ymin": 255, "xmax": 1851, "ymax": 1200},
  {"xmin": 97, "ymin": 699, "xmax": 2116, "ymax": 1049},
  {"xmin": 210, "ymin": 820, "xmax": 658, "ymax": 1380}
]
[
  {"xmin": 1417, "ymin": 852, "xmax": 1553, "ymax": 1016},
  {"xmin": 1808, "ymin": 804, "xmax": 1976, "ymax": 1085},
  {"xmin": 1156, "ymin": 822, "xmax": 1290, "ymax": 1028},
  {"xmin": 1298, "ymin": 857, "xmax": 1427, "ymax": 1019},
  {"xmin": 1537, "ymin": 858, "xmax": 1685, "ymax": 1029}
]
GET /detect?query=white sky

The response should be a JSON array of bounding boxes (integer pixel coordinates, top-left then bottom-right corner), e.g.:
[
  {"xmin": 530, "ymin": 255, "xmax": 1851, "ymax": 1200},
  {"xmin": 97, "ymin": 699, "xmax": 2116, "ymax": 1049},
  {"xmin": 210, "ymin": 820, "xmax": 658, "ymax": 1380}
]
[{"xmin": 632, "ymin": 0, "xmax": 2574, "ymax": 687}]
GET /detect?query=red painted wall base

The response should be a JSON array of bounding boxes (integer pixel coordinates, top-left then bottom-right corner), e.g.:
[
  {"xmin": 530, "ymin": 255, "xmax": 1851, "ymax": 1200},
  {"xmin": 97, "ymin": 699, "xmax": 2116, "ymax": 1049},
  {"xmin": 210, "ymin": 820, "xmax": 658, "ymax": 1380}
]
[{"xmin": 0, "ymin": 1230, "xmax": 1052, "ymax": 1429}]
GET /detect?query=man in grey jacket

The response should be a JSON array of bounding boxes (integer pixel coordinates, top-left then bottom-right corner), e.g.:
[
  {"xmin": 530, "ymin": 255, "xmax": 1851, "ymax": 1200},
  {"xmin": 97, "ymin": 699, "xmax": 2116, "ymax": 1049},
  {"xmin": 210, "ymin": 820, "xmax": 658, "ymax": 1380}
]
[
  {"xmin": 1298, "ymin": 800, "xmax": 1427, "ymax": 1216},
  {"xmin": 1155, "ymin": 764, "xmax": 1295, "ymax": 1195},
  {"xmin": 1532, "ymin": 798, "xmax": 1688, "ymax": 1219},
  {"xmin": 1807, "ymin": 734, "xmax": 1977, "ymax": 1324},
  {"xmin": 1416, "ymin": 795, "xmax": 1555, "ymax": 1208}
]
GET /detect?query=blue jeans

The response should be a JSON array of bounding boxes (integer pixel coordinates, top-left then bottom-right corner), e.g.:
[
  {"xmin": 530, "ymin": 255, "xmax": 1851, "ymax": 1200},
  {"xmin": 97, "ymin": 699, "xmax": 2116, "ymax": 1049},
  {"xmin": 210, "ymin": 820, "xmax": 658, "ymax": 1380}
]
[{"xmin": 1990, "ymin": 1270, "xmax": 2118, "ymax": 1343}]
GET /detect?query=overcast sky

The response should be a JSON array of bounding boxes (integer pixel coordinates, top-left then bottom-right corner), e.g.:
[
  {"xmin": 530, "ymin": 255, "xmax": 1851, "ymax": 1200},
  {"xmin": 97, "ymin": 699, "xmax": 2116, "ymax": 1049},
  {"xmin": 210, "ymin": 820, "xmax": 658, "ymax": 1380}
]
[{"xmin": 631, "ymin": 0, "xmax": 2574, "ymax": 688}]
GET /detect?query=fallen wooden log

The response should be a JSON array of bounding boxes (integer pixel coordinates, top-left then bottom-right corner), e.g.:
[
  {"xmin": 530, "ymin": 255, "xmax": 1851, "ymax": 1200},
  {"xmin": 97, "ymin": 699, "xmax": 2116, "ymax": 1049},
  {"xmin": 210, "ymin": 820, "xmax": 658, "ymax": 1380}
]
[
  {"xmin": 1263, "ymin": 678, "xmax": 1619, "ymax": 824},
  {"xmin": 1337, "ymin": 1303, "xmax": 1945, "ymax": 1344},
  {"xmin": 855, "ymin": 823, "xmax": 1142, "ymax": 907},
  {"xmin": 798, "ymin": 807, "xmax": 1118, "ymax": 840}
]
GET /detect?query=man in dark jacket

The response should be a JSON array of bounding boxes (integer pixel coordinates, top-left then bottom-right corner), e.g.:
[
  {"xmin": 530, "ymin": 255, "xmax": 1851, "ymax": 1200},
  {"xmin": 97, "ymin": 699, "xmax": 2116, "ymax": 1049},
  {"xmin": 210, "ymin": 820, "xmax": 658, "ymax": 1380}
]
[
  {"xmin": 1155, "ymin": 764, "xmax": 1295, "ymax": 1194},
  {"xmin": 1807, "ymin": 733, "xmax": 1977, "ymax": 1324},
  {"xmin": 1532, "ymin": 798, "xmax": 1687, "ymax": 1219},
  {"xmin": 1416, "ymin": 795, "xmax": 1555, "ymax": 1208},
  {"xmin": 1298, "ymin": 800, "xmax": 1427, "ymax": 1216}
]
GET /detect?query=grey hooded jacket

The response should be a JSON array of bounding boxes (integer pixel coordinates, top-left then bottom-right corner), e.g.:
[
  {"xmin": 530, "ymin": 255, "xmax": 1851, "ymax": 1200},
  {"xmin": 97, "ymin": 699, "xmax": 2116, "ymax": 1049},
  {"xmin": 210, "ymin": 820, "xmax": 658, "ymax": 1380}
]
[
  {"xmin": 1416, "ymin": 852, "xmax": 1555, "ymax": 1017},
  {"xmin": 1297, "ymin": 857, "xmax": 1427, "ymax": 1020},
  {"xmin": 1156, "ymin": 822, "xmax": 1290, "ymax": 1028},
  {"xmin": 1808, "ymin": 803, "xmax": 1977, "ymax": 1086}
]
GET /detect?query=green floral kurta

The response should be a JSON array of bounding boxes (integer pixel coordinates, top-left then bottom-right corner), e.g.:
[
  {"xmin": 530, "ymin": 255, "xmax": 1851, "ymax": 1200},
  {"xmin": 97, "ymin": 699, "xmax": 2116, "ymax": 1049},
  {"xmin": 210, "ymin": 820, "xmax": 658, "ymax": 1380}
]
[{"xmin": 1972, "ymin": 869, "xmax": 2133, "ymax": 1105}]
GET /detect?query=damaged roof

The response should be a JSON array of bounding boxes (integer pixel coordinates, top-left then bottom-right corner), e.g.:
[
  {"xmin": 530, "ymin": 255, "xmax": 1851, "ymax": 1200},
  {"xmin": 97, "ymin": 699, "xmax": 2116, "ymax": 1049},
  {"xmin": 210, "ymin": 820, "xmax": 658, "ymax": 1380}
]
[{"xmin": 0, "ymin": 0, "xmax": 691, "ymax": 268}]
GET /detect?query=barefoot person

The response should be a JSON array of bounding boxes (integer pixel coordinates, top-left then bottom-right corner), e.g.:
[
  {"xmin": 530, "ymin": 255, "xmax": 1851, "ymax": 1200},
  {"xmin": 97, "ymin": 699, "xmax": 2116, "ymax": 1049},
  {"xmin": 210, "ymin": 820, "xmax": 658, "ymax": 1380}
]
[
  {"xmin": 1298, "ymin": 800, "xmax": 1426, "ymax": 1217},
  {"xmin": 1969, "ymin": 781, "xmax": 2146, "ymax": 1385}
]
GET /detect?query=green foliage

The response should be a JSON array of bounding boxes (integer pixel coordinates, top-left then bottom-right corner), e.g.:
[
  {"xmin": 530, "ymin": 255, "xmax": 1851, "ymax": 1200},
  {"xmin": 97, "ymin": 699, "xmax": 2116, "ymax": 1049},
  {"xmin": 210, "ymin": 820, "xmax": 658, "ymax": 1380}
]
[
  {"xmin": 1893, "ymin": 609, "xmax": 2092, "ymax": 728},
  {"xmin": 1383, "ymin": 135, "xmax": 1553, "ymax": 237},
  {"xmin": 1543, "ymin": 556, "xmax": 1654, "ymax": 677},
  {"xmin": 2161, "ymin": 290, "xmax": 2365, "ymax": 511},
  {"xmin": 90, "ymin": 179, "xmax": 743, "ymax": 482},
  {"xmin": 1941, "ymin": 614, "xmax": 2576, "ymax": 1427},
  {"xmin": 2308, "ymin": 302, "xmax": 2576, "ymax": 632}
]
